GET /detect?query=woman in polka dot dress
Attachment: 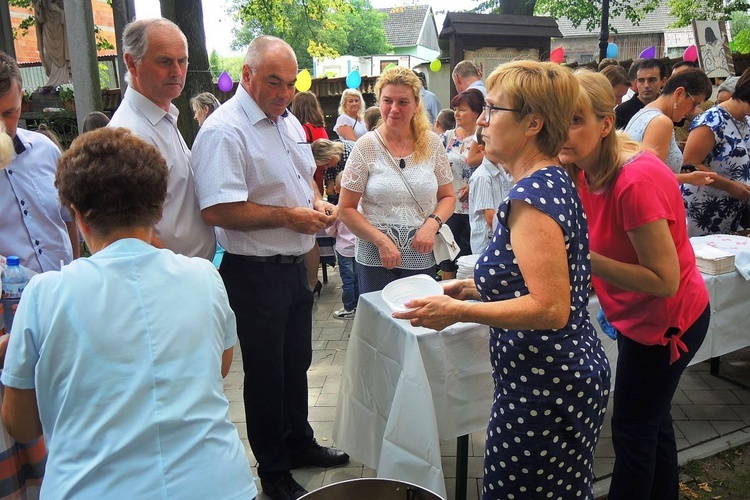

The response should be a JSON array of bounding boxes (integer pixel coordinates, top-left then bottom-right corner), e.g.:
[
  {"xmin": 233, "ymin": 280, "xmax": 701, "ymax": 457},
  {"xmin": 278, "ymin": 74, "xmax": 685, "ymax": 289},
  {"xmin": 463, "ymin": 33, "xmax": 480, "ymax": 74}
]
[{"xmin": 394, "ymin": 61, "xmax": 611, "ymax": 500}]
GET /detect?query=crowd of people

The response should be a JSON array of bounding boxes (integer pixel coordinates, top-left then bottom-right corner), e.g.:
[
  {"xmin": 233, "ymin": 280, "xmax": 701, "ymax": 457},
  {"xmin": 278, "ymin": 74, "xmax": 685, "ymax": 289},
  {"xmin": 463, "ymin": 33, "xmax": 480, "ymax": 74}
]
[{"xmin": 1, "ymin": 18, "xmax": 748, "ymax": 500}]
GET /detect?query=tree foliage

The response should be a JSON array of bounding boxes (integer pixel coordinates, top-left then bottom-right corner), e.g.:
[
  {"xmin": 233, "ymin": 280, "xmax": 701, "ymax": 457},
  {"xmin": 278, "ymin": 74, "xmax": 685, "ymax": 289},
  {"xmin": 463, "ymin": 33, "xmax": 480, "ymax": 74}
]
[
  {"xmin": 734, "ymin": 28, "xmax": 750, "ymax": 54},
  {"xmin": 667, "ymin": 0, "xmax": 750, "ymax": 28},
  {"xmin": 208, "ymin": 50, "xmax": 244, "ymax": 81},
  {"xmin": 732, "ymin": 12, "xmax": 750, "ymax": 54},
  {"xmin": 473, "ymin": 0, "xmax": 748, "ymax": 34},
  {"xmin": 535, "ymin": 0, "xmax": 660, "ymax": 32},
  {"xmin": 229, "ymin": 0, "xmax": 391, "ymax": 70}
]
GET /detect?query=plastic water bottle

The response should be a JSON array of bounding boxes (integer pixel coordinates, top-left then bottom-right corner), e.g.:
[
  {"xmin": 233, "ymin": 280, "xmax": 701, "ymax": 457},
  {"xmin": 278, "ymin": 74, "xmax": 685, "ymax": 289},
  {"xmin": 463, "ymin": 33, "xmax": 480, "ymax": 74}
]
[{"xmin": 2, "ymin": 256, "xmax": 28, "ymax": 333}]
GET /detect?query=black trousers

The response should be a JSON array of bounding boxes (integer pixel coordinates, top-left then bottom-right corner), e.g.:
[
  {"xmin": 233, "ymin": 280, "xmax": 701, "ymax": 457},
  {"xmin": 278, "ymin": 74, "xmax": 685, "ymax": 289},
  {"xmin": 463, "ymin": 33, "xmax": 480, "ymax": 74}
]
[
  {"xmin": 220, "ymin": 252, "xmax": 315, "ymax": 481},
  {"xmin": 608, "ymin": 303, "xmax": 710, "ymax": 500}
]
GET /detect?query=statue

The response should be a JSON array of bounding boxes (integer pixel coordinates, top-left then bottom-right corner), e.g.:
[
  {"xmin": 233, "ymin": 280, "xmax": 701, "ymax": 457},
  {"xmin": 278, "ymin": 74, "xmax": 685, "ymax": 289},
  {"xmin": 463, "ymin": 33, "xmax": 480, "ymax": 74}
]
[{"xmin": 34, "ymin": 0, "xmax": 71, "ymax": 87}]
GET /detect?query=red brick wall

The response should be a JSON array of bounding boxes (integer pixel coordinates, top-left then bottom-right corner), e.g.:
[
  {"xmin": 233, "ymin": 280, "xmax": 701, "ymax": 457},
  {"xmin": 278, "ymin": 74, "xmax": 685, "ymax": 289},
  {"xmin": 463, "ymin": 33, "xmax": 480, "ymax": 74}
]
[{"xmin": 10, "ymin": 0, "xmax": 117, "ymax": 63}]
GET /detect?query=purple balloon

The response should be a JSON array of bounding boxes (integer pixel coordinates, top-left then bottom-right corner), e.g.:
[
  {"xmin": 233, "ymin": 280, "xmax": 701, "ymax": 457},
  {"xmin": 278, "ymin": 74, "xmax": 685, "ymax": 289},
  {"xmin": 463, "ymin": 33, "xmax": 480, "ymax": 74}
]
[
  {"xmin": 217, "ymin": 71, "xmax": 233, "ymax": 93},
  {"xmin": 639, "ymin": 46, "xmax": 656, "ymax": 59}
]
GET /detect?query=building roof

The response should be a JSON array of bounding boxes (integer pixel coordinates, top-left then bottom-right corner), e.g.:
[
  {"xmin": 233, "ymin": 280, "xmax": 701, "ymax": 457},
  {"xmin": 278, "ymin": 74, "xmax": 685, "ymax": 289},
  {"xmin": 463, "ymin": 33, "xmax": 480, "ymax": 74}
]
[
  {"xmin": 439, "ymin": 12, "xmax": 562, "ymax": 39},
  {"xmin": 378, "ymin": 4, "xmax": 433, "ymax": 47},
  {"xmin": 556, "ymin": 3, "xmax": 679, "ymax": 38}
]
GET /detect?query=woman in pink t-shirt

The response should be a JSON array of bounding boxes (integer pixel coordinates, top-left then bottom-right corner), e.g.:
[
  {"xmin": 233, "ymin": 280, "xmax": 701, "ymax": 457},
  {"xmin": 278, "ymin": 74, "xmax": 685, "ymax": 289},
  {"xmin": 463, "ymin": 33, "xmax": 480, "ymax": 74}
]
[{"xmin": 559, "ymin": 70, "xmax": 711, "ymax": 500}]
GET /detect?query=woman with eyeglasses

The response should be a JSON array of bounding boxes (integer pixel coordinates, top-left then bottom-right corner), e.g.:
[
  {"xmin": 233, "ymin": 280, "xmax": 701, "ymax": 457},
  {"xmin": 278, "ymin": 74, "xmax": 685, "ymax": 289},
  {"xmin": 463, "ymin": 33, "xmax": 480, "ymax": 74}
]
[
  {"xmin": 682, "ymin": 67, "xmax": 750, "ymax": 236},
  {"xmin": 393, "ymin": 61, "xmax": 610, "ymax": 500},
  {"xmin": 624, "ymin": 68, "xmax": 715, "ymax": 185},
  {"xmin": 559, "ymin": 69, "xmax": 710, "ymax": 500},
  {"xmin": 338, "ymin": 66, "xmax": 455, "ymax": 293}
]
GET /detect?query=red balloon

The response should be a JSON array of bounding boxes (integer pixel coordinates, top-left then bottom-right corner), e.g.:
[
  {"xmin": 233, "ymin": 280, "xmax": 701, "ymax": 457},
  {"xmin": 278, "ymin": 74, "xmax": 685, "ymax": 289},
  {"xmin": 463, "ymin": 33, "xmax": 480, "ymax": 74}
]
[{"xmin": 550, "ymin": 47, "xmax": 565, "ymax": 64}]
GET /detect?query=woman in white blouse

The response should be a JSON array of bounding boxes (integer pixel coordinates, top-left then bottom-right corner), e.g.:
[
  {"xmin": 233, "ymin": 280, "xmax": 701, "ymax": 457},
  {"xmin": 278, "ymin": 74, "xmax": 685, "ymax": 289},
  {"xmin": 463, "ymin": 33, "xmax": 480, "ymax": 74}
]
[
  {"xmin": 339, "ymin": 66, "xmax": 456, "ymax": 293},
  {"xmin": 333, "ymin": 89, "xmax": 367, "ymax": 141}
]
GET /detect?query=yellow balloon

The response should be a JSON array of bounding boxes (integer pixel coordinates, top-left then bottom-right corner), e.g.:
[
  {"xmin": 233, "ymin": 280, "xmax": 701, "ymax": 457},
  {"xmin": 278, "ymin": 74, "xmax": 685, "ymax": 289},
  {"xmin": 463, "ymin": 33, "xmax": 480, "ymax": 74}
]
[
  {"xmin": 430, "ymin": 59, "xmax": 441, "ymax": 72},
  {"xmin": 295, "ymin": 69, "xmax": 312, "ymax": 92}
]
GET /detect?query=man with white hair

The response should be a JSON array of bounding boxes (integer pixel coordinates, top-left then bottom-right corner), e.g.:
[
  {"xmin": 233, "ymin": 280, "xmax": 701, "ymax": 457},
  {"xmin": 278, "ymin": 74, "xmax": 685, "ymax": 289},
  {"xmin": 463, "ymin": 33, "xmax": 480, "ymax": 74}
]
[
  {"xmin": 109, "ymin": 18, "xmax": 215, "ymax": 260},
  {"xmin": 192, "ymin": 36, "xmax": 348, "ymax": 500}
]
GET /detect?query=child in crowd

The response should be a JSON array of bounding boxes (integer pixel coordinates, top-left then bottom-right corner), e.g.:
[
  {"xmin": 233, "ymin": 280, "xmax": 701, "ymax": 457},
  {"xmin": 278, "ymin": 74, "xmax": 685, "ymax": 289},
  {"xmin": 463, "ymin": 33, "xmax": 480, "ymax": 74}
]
[
  {"xmin": 468, "ymin": 126, "xmax": 514, "ymax": 254},
  {"xmin": 434, "ymin": 108, "xmax": 455, "ymax": 134},
  {"xmin": 326, "ymin": 172, "xmax": 359, "ymax": 319},
  {"xmin": 364, "ymin": 106, "xmax": 382, "ymax": 131}
]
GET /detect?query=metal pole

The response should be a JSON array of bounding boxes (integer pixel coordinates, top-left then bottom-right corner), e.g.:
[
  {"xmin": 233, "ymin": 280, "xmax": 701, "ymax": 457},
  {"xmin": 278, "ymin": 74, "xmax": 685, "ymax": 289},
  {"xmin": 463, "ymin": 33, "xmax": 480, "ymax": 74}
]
[{"xmin": 598, "ymin": 0, "xmax": 610, "ymax": 63}]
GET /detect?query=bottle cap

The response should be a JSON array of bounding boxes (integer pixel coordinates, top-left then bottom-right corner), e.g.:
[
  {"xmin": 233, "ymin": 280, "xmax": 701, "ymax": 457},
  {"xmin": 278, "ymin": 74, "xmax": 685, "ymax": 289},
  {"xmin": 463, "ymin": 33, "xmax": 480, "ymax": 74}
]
[{"xmin": 6, "ymin": 256, "xmax": 20, "ymax": 266}]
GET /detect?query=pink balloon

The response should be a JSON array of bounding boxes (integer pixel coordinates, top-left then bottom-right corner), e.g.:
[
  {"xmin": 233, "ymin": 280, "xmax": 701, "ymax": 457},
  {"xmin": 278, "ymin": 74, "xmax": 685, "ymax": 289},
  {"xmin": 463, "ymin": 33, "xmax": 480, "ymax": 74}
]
[
  {"xmin": 639, "ymin": 46, "xmax": 656, "ymax": 59},
  {"xmin": 217, "ymin": 71, "xmax": 233, "ymax": 93},
  {"xmin": 683, "ymin": 45, "xmax": 698, "ymax": 63},
  {"xmin": 550, "ymin": 47, "xmax": 565, "ymax": 64}
]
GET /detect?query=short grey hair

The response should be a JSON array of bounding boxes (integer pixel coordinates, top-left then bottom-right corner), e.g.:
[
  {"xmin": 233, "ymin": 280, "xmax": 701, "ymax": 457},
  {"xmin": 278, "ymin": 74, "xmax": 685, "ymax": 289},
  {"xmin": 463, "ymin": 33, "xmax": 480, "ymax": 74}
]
[
  {"xmin": 453, "ymin": 60, "xmax": 481, "ymax": 79},
  {"xmin": 244, "ymin": 35, "xmax": 295, "ymax": 74},
  {"xmin": 122, "ymin": 18, "xmax": 187, "ymax": 85}
]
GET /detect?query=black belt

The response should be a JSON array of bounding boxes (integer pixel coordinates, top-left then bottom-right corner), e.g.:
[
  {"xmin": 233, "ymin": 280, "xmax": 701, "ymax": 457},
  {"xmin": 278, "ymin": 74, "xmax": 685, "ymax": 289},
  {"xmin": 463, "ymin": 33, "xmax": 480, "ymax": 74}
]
[{"xmin": 231, "ymin": 254, "xmax": 305, "ymax": 265}]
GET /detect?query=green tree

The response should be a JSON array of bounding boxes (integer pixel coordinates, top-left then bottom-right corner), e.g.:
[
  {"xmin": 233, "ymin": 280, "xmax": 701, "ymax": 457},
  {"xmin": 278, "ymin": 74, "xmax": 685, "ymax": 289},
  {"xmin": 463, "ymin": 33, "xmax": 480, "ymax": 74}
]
[
  {"xmin": 208, "ymin": 49, "xmax": 222, "ymax": 79},
  {"xmin": 667, "ymin": 0, "xmax": 750, "ymax": 28},
  {"xmin": 229, "ymin": 0, "xmax": 390, "ymax": 70},
  {"xmin": 471, "ymin": 0, "xmax": 661, "ymax": 32},
  {"xmin": 473, "ymin": 0, "xmax": 748, "ymax": 33},
  {"xmin": 731, "ymin": 11, "xmax": 750, "ymax": 34},
  {"xmin": 734, "ymin": 28, "xmax": 750, "ymax": 54}
]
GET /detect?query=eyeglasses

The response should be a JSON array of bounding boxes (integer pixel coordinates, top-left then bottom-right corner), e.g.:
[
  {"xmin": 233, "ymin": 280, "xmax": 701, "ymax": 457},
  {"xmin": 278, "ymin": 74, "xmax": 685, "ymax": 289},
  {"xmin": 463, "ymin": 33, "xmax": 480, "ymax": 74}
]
[
  {"xmin": 686, "ymin": 92, "xmax": 700, "ymax": 109},
  {"xmin": 483, "ymin": 103, "xmax": 523, "ymax": 124}
]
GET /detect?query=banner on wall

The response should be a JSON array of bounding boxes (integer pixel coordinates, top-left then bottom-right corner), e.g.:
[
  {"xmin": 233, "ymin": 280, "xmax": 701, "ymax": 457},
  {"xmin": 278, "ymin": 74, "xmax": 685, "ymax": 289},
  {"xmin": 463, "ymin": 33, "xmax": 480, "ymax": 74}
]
[{"xmin": 464, "ymin": 47, "xmax": 540, "ymax": 81}]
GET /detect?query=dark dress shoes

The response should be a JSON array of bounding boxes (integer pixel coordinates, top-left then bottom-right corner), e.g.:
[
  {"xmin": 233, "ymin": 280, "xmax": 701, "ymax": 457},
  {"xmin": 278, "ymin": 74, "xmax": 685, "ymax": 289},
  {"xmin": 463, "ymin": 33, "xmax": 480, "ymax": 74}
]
[
  {"xmin": 289, "ymin": 439, "xmax": 350, "ymax": 468},
  {"xmin": 260, "ymin": 473, "xmax": 308, "ymax": 500}
]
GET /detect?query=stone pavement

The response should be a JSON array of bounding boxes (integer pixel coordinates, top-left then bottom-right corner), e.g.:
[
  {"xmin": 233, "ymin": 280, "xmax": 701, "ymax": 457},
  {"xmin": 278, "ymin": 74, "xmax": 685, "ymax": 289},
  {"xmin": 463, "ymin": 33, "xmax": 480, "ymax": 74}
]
[{"xmin": 223, "ymin": 266, "xmax": 750, "ymax": 500}]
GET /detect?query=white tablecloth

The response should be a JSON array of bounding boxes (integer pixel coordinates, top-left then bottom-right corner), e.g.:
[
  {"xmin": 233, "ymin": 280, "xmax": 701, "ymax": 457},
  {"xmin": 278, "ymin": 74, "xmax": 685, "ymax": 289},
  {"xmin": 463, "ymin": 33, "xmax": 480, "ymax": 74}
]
[
  {"xmin": 691, "ymin": 270, "xmax": 750, "ymax": 364},
  {"xmin": 333, "ymin": 269, "xmax": 750, "ymax": 498},
  {"xmin": 332, "ymin": 292, "xmax": 492, "ymax": 499}
]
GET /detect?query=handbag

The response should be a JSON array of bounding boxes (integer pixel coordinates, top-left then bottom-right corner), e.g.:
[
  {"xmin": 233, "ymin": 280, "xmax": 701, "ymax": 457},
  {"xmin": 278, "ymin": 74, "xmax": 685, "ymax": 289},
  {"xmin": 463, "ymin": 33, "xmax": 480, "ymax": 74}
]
[
  {"xmin": 373, "ymin": 131, "xmax": 460, "ymax": 263},
  {"xmin": 433, "ymin": 223, "xmax": 460, "ymax": 263}
]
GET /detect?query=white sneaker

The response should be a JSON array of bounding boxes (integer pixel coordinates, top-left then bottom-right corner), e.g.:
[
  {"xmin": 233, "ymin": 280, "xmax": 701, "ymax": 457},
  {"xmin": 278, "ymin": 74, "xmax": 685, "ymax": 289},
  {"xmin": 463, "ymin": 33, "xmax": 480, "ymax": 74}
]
[{"xmin": 333, "ymin": 308, "xmax": 356, "ymax": 319}]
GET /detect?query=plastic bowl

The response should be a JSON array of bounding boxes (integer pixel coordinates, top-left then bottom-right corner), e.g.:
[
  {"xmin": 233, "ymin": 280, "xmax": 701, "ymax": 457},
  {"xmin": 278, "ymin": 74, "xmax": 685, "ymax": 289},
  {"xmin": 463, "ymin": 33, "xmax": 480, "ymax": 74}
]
[{"xmin": 381, "ymin": 274, "xmax": 443, "ymax": 313}]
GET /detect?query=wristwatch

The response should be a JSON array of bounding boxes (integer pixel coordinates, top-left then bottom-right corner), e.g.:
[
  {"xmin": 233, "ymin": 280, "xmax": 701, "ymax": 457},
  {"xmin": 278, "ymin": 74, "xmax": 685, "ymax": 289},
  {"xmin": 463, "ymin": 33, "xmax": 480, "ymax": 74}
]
[{"xmin": 680, "ymin": 164, "xmax": 697, "ymax": 173}]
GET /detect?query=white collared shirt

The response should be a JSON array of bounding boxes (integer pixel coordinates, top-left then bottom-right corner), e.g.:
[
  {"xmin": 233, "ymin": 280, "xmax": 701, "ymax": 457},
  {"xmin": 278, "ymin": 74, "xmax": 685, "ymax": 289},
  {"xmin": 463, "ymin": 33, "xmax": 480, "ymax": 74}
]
[
  {"xmin": 0, "ymin": 128, "xmax": 73, "ymax": 273},
  {"xmin": 468, "ymin": 159, "xmax": 514, "ymax": 254},
  {"xmin": 191, "ymin": 85, "xmax": 316, "ymax": 256},
  {"xmin": 108, "ymin": 87, "xmax": 216, "ymax": 260}
]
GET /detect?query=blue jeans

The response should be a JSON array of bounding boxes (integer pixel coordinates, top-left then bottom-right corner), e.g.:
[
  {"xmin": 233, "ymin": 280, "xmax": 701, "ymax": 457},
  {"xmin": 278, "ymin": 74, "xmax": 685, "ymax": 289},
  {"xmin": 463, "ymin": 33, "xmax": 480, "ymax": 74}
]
[{"xmin": 336, "ymin": 252, "xmax": 359, "ymax": 311}]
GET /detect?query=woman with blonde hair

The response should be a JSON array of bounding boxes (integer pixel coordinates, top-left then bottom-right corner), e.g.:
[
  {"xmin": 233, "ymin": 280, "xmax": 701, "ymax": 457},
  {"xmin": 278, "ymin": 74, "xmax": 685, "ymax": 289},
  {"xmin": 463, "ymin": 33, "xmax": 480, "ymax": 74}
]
[
  {"xmin": 339, "ymin": 66, "xmax": 455, "ymax": 293},
  {"xmin": 559, "ymin": 70, "xmax": 710, "ymax": 500},
  {"xmin": 394, "ymin": 61, "xmax": 610, "ymax": 500},
  {"xmin": 333, "ymin": 88, "xmax": 366, "ymax": 141}
]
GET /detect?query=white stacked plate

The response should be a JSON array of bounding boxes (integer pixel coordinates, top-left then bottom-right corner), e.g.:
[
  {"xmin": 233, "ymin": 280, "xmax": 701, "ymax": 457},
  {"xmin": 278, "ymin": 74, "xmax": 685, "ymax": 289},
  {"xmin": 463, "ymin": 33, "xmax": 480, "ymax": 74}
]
[{"xmin": 456, "ymin": 254, "xmax": 480, "ymax": 280}]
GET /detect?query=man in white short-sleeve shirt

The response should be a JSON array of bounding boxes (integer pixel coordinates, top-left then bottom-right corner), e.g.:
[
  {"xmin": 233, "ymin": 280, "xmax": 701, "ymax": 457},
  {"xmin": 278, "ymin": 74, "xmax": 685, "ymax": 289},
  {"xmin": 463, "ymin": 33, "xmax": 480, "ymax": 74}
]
[
  {"xmin": 192, "ymin": 35, "xmax": 347, "ymax": 500},
  {"xmin": 109, "ymin": 18, "xmax": 215, "ymax": 260}
]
